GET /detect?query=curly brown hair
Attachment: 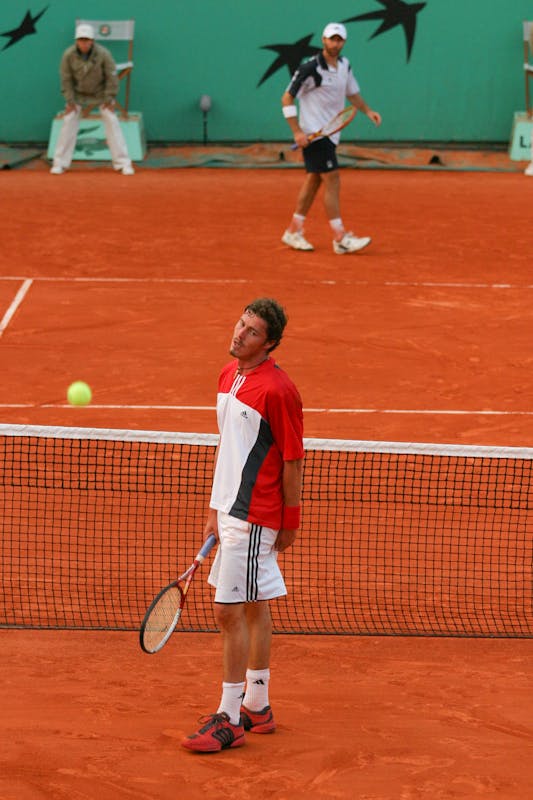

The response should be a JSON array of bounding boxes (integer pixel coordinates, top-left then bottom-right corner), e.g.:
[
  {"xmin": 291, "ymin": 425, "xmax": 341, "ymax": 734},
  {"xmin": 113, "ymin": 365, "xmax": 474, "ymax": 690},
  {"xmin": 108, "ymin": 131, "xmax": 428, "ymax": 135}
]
[{"xmin": 244, "ymin": 298, "xmax": 288, "ymax": 352}]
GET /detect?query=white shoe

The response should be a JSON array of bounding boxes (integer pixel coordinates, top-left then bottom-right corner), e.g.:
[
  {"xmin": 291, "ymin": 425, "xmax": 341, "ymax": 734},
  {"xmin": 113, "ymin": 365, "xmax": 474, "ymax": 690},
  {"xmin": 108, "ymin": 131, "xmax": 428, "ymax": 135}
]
[
  {"xmin": 281, "ymin": 230, "xmax": 314, "ymax": 251},
  {"xmin": 121, "ymin": 165, "xmax": 135, "ymax": 175},
  {"xmin": 333, "ymin": 232, "xmax": 371, "ymax": 254},
  {"xmin": 50, "ymin": 166, "xmax": 64, "ymax": 175},
  {"xmin": 524, "ymin": 163, "xmax": 533, "ymax": 176}
]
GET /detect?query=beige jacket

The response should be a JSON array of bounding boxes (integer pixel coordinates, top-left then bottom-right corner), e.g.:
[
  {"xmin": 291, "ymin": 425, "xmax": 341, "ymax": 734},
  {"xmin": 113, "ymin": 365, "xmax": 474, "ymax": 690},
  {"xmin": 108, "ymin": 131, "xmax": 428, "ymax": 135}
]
[{"xmin": 60, "ymin": 42, "xmax": 119, "ymax": 106}]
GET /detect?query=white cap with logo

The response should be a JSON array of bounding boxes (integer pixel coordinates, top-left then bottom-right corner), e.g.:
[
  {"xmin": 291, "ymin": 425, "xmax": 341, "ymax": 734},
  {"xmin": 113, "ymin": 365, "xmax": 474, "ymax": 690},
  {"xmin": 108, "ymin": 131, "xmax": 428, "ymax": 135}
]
[
  {"xmin": 322, "ymin": 23, "xmax": 347, "ymax": 40},
  {"xmin": 75, "ymin": 23, "xmax": 95, "ymax": 39}
]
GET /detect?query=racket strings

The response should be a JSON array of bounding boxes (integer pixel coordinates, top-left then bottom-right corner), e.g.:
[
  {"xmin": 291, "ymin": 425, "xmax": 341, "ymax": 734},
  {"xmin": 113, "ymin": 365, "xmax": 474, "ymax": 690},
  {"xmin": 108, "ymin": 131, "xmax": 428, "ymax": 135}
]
[
  {"xmin": 142, "ymin": 585, "xmax": 182, "ymax": 651},
  {"xmin": 321, "ymin": 106, "xmax": 355, "ymax": 136}
]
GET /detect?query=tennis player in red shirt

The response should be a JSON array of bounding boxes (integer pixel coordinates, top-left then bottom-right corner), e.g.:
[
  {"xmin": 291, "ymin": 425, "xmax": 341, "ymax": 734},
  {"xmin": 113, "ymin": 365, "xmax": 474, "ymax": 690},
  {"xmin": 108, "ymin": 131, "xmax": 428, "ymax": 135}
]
[{"xmin": 182, "ymin": 298, "xmax": 304, "ymax": 752}]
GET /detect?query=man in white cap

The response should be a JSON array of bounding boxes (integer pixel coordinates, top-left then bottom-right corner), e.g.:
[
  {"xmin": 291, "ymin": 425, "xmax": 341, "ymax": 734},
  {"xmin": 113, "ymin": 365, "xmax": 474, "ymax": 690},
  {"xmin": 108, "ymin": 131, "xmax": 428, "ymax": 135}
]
[
  {"xmin": 50, "ymin": 23, "xmax": 134, "ymax": 175},
  {"xmin": 281, "ymin": 22, "xmax": 381, "ymax": 253}
]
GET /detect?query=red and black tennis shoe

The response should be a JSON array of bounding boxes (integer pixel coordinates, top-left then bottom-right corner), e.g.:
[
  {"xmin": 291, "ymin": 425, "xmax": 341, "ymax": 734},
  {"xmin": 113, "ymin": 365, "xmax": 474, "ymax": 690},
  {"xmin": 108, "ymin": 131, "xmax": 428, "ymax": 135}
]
[
  {"xmin": 240, "ymin": 704, "xmax": 276, "ymax": 734},
  {"xmin": 181, "ymin": 712, "xmax": 245, "ymax": 752}
]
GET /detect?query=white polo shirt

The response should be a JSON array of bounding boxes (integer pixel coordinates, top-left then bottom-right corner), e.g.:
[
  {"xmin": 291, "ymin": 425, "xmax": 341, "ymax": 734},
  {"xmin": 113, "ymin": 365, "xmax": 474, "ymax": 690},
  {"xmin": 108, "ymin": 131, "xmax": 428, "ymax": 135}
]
[{"xmin": 286, "ymin": 53, "xmax": 360, "ymax": 144}]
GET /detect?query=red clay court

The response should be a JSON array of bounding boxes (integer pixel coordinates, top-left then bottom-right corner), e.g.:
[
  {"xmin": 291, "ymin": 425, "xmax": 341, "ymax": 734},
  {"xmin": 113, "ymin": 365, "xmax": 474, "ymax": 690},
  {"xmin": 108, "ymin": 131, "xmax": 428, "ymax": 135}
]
[{"xmin": 1, "ymin": 162, "xmax": 532, "ymax": 799}]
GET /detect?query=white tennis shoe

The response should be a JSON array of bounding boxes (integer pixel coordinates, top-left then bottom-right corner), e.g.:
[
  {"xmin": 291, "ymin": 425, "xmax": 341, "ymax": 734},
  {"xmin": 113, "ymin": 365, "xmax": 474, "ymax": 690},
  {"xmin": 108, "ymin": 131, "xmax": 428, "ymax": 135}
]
[
  {"xmin": 333, "ymin": 232, "xmax": 371, "ymax": 254},
  {"xmin": 50, "ymin": 166, "xmax": 65, "ymax": 175},
  {"xmin": 525, "ymin": 162, "xmax": 533, "ymax": 177},
  {"xmin": 281, "ymin": 230, "xmax": 314, "ymax": 251},
  {"xmin": 121, "ymin": 165, "xmax": 135, "ymax": 175}
]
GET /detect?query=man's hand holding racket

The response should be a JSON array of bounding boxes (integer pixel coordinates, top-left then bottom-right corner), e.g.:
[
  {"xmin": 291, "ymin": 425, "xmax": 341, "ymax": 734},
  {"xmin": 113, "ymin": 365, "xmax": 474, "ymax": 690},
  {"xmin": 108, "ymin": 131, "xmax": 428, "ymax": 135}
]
[
  {"xmin": 290, "ymin": 106, "xmax": 357, "ymax": 150},
  {"xmin": 293, "ymin": 129, "xmax": 312, "ymax": 149}
]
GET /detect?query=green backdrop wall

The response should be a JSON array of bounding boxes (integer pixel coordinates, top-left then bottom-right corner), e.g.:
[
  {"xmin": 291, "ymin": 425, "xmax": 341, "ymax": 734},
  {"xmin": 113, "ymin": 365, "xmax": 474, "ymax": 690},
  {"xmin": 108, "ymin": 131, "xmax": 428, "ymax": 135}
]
[{"xmin": 0, "ymin": 0, "xmax": 530, "ymax": 143}]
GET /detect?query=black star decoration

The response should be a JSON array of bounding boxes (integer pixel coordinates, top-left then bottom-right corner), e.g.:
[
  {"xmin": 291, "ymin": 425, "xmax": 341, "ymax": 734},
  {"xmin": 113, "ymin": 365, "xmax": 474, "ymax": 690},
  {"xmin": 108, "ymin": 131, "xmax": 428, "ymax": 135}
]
[
  {"xmin": 1, "ymin": 6, "xmax": 48, "ymax": 52},
  {"xmin": 257, "ymin": 34, "xmax": 321, "ymax": 87},
  {"xmin": 343, "ymin": 0, "xmax": 426, "ymax": 61}
]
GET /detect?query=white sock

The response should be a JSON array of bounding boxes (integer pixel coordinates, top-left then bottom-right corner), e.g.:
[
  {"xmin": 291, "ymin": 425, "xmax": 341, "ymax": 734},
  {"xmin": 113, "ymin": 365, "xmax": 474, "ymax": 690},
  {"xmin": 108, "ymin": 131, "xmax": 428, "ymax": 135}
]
[
  {"xmin": 243, "ymin": 668, "xmax": 270, "ymax": 711},
  {"xmin": 217, "ymin": 681, "xmax": 245, "ymax": 725},
  {"xmin": 292, "ymin": 213, "xmax": 306, "ymax": 230},
  {"xmin": 329, "ymin": 217, "xmax": 345, "ymax": 238}
]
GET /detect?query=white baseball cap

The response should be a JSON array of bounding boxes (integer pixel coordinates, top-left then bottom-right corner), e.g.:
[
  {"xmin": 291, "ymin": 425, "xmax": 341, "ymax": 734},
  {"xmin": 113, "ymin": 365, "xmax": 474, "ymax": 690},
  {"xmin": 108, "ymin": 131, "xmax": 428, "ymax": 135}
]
[
  {"xmin": 322, "ymin": 23, "xmax": 347, "ymax": 40},
  {"xmin": 75, "ymin": 23, "xmax": 95, "ymax": 39}
]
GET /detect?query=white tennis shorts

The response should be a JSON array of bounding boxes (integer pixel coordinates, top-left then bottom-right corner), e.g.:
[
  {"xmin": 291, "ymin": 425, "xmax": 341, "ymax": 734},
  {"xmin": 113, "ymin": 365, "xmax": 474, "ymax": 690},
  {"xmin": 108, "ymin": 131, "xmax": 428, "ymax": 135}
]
[{"xmin": 207, "ymin": 511, "xmax": 287, "ymax": 603}]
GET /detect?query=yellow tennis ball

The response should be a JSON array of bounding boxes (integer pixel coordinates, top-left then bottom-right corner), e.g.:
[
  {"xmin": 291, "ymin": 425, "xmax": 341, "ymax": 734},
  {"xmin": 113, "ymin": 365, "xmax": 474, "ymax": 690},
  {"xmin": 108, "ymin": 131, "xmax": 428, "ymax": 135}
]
[{"xmin": 67, "ymin": 380, "xmax": 92, "ymax": 406}]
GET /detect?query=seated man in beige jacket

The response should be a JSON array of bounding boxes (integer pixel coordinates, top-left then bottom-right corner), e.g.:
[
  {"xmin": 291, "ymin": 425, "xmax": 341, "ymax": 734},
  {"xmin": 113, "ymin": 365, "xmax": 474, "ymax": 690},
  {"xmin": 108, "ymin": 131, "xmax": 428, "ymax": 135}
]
[{"xmin": 50, "ymin": 23, "xmax": 134, "ymax": 175}]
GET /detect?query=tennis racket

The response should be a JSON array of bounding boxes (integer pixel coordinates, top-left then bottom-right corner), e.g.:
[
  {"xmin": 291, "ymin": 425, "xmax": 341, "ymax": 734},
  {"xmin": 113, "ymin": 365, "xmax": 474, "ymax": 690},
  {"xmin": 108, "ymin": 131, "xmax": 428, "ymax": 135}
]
[
  {"xmin": 291, "ymin": 105, "xmax": 356, "ymax": 150},
  {"xmin": 139, "ymin": 533, "xmax": 217, "ymax": 654}
]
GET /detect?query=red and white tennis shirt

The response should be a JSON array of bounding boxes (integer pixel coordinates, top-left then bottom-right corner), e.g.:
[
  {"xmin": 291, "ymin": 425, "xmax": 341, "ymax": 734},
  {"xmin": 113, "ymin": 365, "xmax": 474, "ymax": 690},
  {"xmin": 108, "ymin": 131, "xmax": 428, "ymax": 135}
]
[
  {"xmin": 286, "ymin": 53, "xmax": 360, "ymax": 145},
  {"xmin": 210, "ymin": 358, "xmax": 304, "ymax": 530}
]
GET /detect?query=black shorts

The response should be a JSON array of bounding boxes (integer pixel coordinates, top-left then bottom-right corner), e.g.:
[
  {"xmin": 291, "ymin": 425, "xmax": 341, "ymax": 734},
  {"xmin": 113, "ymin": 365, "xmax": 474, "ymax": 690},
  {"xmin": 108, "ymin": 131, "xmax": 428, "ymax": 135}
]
[{"xmin": 303, "ymin": 137, "xmax": 339, "ymax": 173}]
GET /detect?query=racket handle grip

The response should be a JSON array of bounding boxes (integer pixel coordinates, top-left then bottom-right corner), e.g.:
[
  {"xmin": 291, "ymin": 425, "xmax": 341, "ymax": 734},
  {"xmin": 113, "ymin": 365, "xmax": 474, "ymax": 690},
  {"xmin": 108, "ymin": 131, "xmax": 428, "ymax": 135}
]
[
  {"xmin": 196, "ymin": 532, "xmax": 217, "ymax": 562},
  {"xmin": 291, "ymin": 135, "xmax": 312, "ymax": 151}
]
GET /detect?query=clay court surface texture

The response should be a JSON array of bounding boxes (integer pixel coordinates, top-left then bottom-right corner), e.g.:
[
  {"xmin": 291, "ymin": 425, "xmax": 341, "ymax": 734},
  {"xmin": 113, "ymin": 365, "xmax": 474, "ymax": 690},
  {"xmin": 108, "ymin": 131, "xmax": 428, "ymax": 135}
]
[{"xmin": 1, "ymin": 158, "xmax": 532, "ymax": 799}]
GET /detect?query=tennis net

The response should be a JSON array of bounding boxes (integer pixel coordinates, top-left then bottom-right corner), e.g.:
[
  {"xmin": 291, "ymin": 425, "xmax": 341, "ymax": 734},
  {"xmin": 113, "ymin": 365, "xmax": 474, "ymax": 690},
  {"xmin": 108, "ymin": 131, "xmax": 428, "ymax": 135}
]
[{"xmin": 1, "ymin": 423, "xmax": 531, "ymax": 637}]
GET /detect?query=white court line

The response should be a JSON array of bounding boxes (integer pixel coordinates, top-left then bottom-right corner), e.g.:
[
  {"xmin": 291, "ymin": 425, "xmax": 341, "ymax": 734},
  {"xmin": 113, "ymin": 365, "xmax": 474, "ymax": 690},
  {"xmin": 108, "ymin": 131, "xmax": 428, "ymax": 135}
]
[
  {"xmin": 0, "ymin": 403, "xmax": 532, "ymax": 416},
  {"xmin": 0, "ymin": 279, "xmax": 33, "ymax": 338},
  {"xmin": 304, "ymin": 408, "xmax": 533, "ymax": 416},
  {"xmin": 0, "ymin": 276, "xmax": 533, "ymax": 290},
  {"xmin": 0, "ymin": 276, "xmax": 250, "ymax": 285}
]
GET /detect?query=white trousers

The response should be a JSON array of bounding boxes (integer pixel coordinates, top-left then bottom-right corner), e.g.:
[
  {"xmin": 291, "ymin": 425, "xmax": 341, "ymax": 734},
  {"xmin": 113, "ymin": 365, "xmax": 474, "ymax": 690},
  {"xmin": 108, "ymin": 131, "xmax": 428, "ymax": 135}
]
[{"xmin": 52, "ymin": 105, "xmax": 132, "ymax": 171}]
